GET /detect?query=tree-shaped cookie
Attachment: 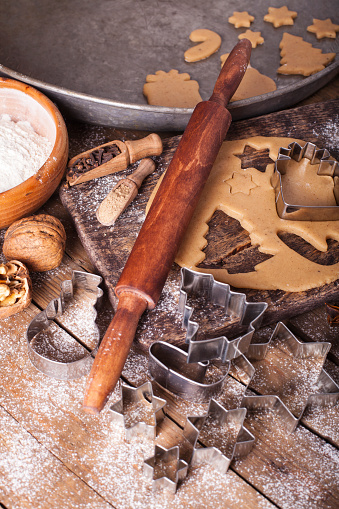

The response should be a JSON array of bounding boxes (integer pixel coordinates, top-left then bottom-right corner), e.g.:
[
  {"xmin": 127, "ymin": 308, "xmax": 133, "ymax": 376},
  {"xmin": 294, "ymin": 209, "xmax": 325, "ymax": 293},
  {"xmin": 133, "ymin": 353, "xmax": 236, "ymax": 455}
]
[
  {"xmin": 143, "ymin": 70, "xmax": 202, "ymax": 108},
  {"xmin": 307, "ymin": 18, "xmax": 339, "ymax": 39},
  {"xmin": 264, "ymin": 6, "xmax": 297, "ymax": 27},
  {"xmin": 278, "ymin": 33, "xmax": 336, "ymax": 76}
]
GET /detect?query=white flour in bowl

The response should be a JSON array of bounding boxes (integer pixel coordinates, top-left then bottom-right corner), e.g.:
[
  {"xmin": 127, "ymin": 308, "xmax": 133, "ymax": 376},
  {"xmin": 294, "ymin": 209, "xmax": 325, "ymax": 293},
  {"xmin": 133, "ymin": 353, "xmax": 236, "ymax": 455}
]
[{"xmin": 0, "ymin": 114, "xmax": 53, "ymax": 193}]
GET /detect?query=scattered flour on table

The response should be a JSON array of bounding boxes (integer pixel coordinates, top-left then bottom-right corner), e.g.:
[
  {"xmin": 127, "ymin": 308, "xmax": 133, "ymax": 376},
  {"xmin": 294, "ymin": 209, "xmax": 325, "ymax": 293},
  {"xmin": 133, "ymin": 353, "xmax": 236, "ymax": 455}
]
[{"xmin": 0, "ymin": 114, "xmax": 53, "ymax": 192}]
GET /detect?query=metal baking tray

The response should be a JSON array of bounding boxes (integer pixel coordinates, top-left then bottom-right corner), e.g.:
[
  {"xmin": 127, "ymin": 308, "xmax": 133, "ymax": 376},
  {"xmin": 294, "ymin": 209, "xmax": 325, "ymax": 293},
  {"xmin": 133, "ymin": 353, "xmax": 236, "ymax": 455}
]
[{"xmin": 1, "ymin": 0, "xmax": 338, "ymax": 130}]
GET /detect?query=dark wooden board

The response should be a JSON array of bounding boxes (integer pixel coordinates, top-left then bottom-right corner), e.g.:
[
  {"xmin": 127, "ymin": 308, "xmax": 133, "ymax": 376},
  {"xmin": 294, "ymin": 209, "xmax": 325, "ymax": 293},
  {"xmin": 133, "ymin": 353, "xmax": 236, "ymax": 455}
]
[{"xmin": 60, "ymin": 100, "xmax": 339, "ymax": 353}]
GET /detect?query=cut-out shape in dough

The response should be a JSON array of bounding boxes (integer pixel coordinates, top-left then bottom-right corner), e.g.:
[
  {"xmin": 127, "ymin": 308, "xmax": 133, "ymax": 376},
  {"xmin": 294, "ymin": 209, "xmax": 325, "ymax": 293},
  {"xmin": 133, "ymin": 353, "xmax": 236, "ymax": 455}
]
[
  {"xmin": 264, "ymin": 6, "xmax": 297, "ymax": 27},
  {"xmin": 147, "ymin": 137, "xmax": 339, "ymax": 292},
  {"xmin": 277, "ymin": 33, "xmax": 336, "ymax": 76},
  {"xmin": 184, "ymin": 29, "xmax": 222, "ymax": 62},
  {"xmin": 226, "ymin": 172, "xmax": 258, "ymax": 195},
  {"xmin": 238, "ymin": 30, "xmax": 264, "ymax": 48},
  {"xmin": 235, "ymin": 145, "xmax": 274, "ymax": 172},
  {"xmin": 220, "ymin": 54, "xmax": 276, "ymax": 101},
  {"xmin": 143, "ymin": 70, "xmax": 202, "ymax": 108},
  {"xmin": 307, "ymin": 18, "xmax": 339, "ymax": 39},
  {"xmin": 228, "ymin": 11, "xmax": 254, "ymax": 28}
]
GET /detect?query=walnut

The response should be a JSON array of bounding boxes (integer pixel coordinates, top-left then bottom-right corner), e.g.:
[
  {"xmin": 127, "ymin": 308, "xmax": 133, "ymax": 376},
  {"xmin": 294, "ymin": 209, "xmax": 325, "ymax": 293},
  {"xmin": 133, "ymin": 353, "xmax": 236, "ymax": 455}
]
[
  {"xmin": 0, "ymin": 260, "xmax": 32, "ymax": 319},
  {"xmin": 3, "ymin": 214, "xmax": 66, "ymax": 272}
]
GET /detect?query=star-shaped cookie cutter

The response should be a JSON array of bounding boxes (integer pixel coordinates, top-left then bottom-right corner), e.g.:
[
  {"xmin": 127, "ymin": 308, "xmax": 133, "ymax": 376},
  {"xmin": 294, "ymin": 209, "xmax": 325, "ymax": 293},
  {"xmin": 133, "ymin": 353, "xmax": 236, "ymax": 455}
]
[
  {"xmin": 244, "ymin": 322, "xmax": 339, "ymax": 432},
  {"xmin": 26, "ymin": 271, "xmax": 103, "ymax": 380},
  {"xmin": 143, "ymin": 445, "xmax": 188, "ymax": 494},
  {"xmin": 109, "ymin": 381, "xmax": 166, "ymax": 441},
  {"xmin": 272, "ymin": 141, "xmax": 339, "ymax": 221}
]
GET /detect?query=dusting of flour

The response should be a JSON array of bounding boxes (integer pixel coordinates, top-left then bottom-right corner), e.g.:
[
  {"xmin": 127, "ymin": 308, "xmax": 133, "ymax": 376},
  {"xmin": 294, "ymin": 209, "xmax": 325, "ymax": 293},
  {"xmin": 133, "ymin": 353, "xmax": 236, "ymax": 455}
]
[{"xmin": 0, "ymin": 113, "xmax": 52, "ymax": 192}]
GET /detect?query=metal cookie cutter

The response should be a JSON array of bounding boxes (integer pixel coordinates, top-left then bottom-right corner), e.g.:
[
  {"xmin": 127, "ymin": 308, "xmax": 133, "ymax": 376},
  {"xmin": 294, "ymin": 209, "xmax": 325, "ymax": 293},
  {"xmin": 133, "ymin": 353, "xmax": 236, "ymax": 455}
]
[
  {"xmin": 149, "ymin": 341, "xmax": 254, "ymax": 402},
  {"xmin": 272, "ymin": 141, "xmax": 339, "ymax": 221},
  {"xmin": 26, "ymin": 271, "xmax": 103, "ymax": 380},
  {"xmin": 179, "ymin": 267, "xmax": 267, "ymax": 364},
  {"xmin": 143, "ymin": 399, "xmax": 254, "ymax": 492},
  {"xmin": 109, "ymin": 381, "xmax": 166, "ymax": 441},
  {"xmin": 244, "ymin": 322, "xmax": 339, "ymax": 432},
  {"xmin": 143, "ymin": 445, "xmax": 188, "ymax": 494}
]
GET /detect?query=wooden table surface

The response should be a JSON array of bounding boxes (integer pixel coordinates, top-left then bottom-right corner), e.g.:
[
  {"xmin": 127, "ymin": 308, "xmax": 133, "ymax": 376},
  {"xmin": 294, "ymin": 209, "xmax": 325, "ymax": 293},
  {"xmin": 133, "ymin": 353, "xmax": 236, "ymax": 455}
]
[{"xmin": 0, "ymin": 76, "xmax": 339, "ymax": 509}]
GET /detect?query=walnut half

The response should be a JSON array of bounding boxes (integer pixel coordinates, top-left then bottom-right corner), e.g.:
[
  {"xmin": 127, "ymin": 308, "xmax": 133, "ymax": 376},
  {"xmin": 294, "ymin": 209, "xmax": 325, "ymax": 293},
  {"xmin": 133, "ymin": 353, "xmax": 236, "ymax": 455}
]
[{"xmin": 0, "ymin": 260, "xmax": 32, "ymax": 319}]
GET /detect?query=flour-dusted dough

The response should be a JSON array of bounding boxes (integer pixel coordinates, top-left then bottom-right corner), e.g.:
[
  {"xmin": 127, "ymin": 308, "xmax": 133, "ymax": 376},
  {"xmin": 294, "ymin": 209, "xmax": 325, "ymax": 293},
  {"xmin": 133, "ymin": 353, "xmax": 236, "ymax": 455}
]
[{"xmin": 147, "ymin": 137, "xmax": 339, "ymax": 292}]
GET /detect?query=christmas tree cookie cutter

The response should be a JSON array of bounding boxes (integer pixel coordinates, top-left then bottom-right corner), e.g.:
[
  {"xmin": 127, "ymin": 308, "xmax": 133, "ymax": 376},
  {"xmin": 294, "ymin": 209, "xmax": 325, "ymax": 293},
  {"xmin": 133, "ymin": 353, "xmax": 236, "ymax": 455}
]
[
  {"xmin": 272, "ymin": 141, "xmax": 339, "ymax": 221},
  {"xmin": 26, "ymin": 271, "xmax": 103, "ymax": 379}
]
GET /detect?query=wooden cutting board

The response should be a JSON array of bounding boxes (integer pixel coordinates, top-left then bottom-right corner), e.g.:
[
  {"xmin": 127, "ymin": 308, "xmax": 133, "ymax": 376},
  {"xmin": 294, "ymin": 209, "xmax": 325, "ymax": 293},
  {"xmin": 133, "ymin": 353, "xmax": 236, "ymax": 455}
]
[{"xmin": 60, "ymin": 100, "xmax": 339, "ymax": 352}]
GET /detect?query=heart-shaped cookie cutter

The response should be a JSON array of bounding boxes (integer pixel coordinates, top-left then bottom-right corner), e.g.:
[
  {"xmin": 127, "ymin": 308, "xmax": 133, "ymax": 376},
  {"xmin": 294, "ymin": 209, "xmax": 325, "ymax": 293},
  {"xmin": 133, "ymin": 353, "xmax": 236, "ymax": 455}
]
[{"xmin": 272, "ymin": 141, "xmax": 339, "ymax": 221}]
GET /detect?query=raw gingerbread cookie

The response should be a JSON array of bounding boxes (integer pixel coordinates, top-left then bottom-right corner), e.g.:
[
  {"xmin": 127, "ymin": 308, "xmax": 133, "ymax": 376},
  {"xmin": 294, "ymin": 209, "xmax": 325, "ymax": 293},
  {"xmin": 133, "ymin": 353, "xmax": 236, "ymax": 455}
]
[
  {"xmin": 278, "ymin": 33, "xmax": 336, "ymax": 76},
  {"xmin": 184, "ymin": 29, "xmax": 221, "ymax": 62},
  {"xmin": 228, "ymin": 11, "xmax": 254, "ymax": 28},
  {"xmin": 307, "ymin": 18, "xmax": 339, "ymax": 39},
  {"xmin": 264, "ymin": 6, "xmax": 297, "ymax": 27},
  {"xmin": 238, "ymin": 30, "xmax": 264, "ymax": 48},
  {"xmin": 143, "ymin": 70, "xmax": 202, "ymax": 108},
  {"xmin": 147, "ymin": 137, "xmax": 339, "ymax": 292},
  {"xmin": 220, "ymin": 54, "xmax": 276, "ymax": 101}
]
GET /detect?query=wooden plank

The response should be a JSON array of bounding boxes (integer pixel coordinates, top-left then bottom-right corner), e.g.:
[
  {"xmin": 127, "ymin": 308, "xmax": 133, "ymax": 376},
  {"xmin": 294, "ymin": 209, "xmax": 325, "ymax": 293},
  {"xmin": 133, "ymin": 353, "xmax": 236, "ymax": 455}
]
[
  {"xmin": 59, "ymin": 100, "xmax": 339, "ymax": 355},
  {"xmin": 0, "ymin": 406, "xmax": 112, "ymax": 509}
]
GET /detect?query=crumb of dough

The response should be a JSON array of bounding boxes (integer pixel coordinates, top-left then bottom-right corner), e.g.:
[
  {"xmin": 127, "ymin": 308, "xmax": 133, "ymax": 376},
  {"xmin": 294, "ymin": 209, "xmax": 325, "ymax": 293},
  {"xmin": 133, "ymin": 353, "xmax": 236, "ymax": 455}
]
[
  {"xmin": 143, "ymin": 70, "xmax": 202, "ymax": 108},
  {"xmin": 307, "ymin": 18, "xmax": 339, "ymax": 39},
  {"xmin": 238, "ymin": 30, "xmax": 264, "ymax": 48},
  {"xmin": 220, "ymin": 54, "xmax": 276, "ymax": 101},
  {"xmin": 184, "ymin": 29, "xmax": 221, "ymax": 62},
  {"xmin": 228, "ymin": 11, "xmax": 254, "ymax": 28},
  {"xmin": 278, "ymin": 33, "xmax": 336, "ymax": 76},
  {"xmin": 264, "ymin": 6, "xmax": 297, "ymax": 27}
]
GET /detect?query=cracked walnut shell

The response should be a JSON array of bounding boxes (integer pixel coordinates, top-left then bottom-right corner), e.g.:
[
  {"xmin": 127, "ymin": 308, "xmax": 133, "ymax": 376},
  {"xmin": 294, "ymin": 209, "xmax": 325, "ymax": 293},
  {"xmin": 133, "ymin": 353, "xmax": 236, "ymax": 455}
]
[
  {"xmin": 0, "ymin": 260, "xmax": 32, "ymax": 319},
  {"xmin": 3, "ymin": 214, "xmax": 66, "ymax": 272}
]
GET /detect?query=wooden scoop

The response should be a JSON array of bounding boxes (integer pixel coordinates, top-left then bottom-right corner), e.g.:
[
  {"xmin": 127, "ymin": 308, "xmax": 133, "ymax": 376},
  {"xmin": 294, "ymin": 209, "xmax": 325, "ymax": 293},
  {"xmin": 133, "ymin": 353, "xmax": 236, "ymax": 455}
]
[
  {"xmin": 66, "ymin": 133, "xmax": 162, "ymax": 186},
  {"xmin": 96, "ymin": 158, "xmax": 156, "ymax": 226},
  {"xmin": 83, "ymin": 39, "xmax": 252, "ymax": 415}
]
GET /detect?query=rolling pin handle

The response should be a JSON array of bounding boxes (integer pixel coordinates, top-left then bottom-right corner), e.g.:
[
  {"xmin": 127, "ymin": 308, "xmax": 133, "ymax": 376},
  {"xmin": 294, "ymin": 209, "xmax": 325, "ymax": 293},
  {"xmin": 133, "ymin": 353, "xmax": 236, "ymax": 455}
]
[{"xmin": 125, "ymin": 134, "xmax": 163, "ymax": 164}]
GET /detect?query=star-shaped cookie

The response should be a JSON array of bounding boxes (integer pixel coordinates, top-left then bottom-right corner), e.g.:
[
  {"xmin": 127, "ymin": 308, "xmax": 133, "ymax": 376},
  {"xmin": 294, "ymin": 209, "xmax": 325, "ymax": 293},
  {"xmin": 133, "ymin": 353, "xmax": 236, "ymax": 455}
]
[
  {"xmin": 238, "ymin": 29, "xmax": 264, "ymax": 48},
  {"xmin": 228, "ymin": 11, "xmax": 254, "ymax": 28},
  {"xmin": 264, "ymin": 6, "xmax": 297, "ymax": 27},
  {"xmin": 307, "ymin": 18, "xmax": 339, "ymax": 39},
  {"xmin": 226, "ymin": 172, "xmax": 258, "ymax": 195}
]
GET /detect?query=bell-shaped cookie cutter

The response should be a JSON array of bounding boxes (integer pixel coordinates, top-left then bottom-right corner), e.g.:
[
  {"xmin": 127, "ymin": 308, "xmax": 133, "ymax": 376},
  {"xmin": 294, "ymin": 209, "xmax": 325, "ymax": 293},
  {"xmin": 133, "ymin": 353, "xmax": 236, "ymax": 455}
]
[
  {"xmin": 26, "ymin": 271, "xmax": 103, "ymax": 380},
  {"xmin": 272, "ymin": 141, "xmax": 339, "ymax": 221}
]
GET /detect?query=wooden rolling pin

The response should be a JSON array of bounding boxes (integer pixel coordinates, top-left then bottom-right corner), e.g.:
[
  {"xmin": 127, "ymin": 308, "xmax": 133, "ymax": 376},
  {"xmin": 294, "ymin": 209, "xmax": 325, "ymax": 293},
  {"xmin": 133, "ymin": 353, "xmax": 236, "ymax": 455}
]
[{"xmin": 83, "ymin": 39, "xmax": 252, "ymax": 414}]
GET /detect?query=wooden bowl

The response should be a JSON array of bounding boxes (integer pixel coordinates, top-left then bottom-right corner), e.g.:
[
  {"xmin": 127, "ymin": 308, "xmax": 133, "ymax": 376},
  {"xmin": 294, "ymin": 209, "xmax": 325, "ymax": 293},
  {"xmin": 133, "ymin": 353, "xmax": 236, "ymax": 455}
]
[{"xmin": 0, "ymin": 78, "xmax": 68, "ymax": 229}]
